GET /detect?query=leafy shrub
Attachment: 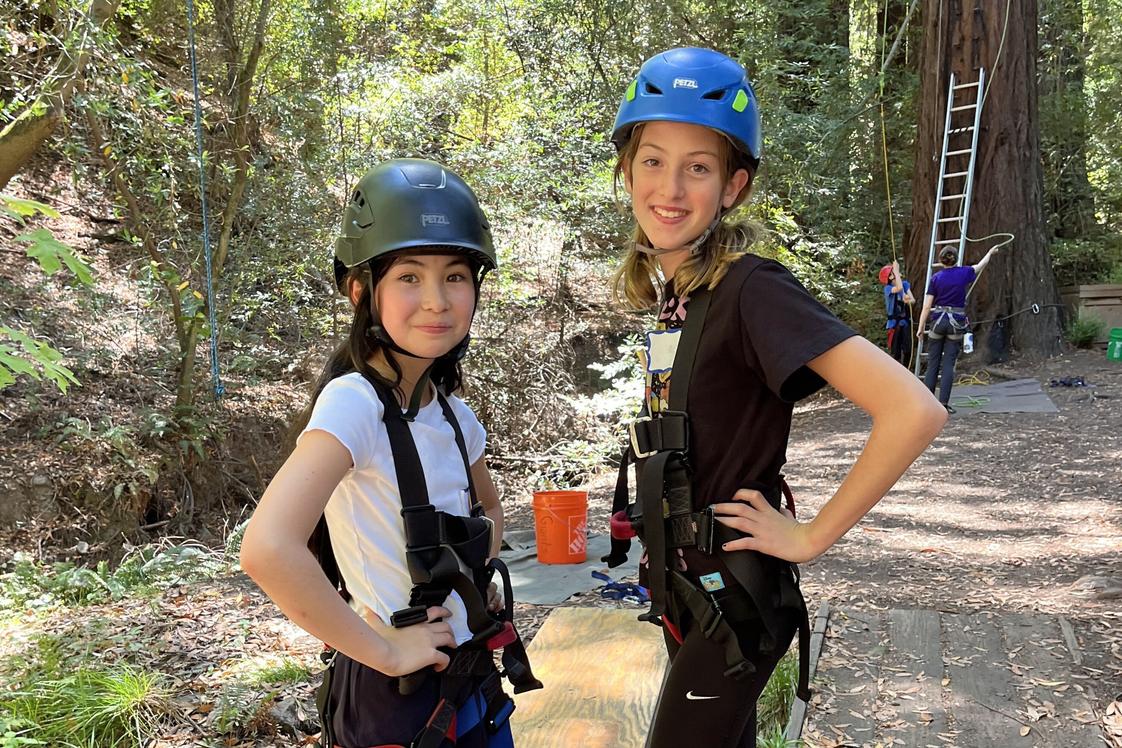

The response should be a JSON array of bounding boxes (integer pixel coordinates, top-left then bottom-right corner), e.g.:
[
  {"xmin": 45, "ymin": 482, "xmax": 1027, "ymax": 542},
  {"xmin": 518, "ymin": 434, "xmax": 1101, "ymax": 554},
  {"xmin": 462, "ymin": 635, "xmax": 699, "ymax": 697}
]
[
  {"xmin": 0, "ymin": 544, "xmax": 229, "ymax": 609},
  {"xmin": 1066, "ymin": 312, "xmax": 1104, "ymax": 348}
]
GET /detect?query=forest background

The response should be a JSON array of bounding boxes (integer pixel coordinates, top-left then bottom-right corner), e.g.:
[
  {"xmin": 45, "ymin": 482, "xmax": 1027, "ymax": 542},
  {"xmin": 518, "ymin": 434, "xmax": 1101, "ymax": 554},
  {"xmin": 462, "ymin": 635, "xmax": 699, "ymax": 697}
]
[{"xmin": 1, "ymin": 0, "xmax": 1122, "ymax": 743}]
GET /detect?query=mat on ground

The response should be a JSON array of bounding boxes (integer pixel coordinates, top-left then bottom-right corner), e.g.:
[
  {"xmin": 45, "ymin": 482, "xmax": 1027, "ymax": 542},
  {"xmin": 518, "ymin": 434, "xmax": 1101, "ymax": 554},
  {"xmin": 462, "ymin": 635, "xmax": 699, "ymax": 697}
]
[
  {"xmin": 949, "ymin": 377, "xmax": 1058, "ymax": 414},
  {"xmin": 499, "ymin": 530, "xmax": 642, "ymax": 606}
]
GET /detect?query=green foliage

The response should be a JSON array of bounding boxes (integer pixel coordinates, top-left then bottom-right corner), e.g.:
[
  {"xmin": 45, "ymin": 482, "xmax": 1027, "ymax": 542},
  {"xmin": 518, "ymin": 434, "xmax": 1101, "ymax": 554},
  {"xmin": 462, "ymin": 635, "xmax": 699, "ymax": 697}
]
[
  {"xmin": 0, "ymin": 195, "xmax": 87, "ymax": 394},
  {"xmin": 1066, "ymin": 311, "xmax": 1105, "ymax": 348},
  {"xmin": 757, "ymin": 725, "xmax": 799, "ymax": 748},
  {"xmin": 14, "ymin": 229, "xmax": 95, "ymax": 285},
  {"xmin": 0, "ymin": 717, "xmax": 43, "ymax": 748},
  {"xmin": 0, "ymin": 327, "xmax": 79, "ymax": 394},
  {"xmin": 0, "ymin": 544, "xmax": 229, "ymax": 609},
  {"xmin": 55, "ymin": 416, "xmax": 160, "ymax": 506},
  {"xmin": 0, "ymin": 195, "xmax": 59, "ymax": 222},
  {"xmin": 209, "ymin": 654, "xmax": 315, "ymax": 736},
  {"xmin": 758, "ymin": 650, "xmax": 799, "ymax": 737},
  {"xmin": 0, "ymin": 662, "xmax": 167, "ymax": 748},
  {"xmin": 1051, "ymin": 235, "xmax": 1122, "ymax": 287}
]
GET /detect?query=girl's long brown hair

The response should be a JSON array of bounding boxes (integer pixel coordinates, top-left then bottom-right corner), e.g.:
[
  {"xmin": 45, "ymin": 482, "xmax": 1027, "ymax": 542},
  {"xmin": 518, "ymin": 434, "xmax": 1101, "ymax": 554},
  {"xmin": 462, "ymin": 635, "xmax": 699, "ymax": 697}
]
[{"xmin": 611, "ymin": 124, "xmax": 764, "ymax": 309}]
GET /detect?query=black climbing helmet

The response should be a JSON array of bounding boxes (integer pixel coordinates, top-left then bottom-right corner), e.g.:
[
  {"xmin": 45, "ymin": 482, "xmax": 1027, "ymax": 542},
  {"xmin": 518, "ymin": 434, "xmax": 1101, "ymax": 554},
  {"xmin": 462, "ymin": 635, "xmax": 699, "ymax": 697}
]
[{"xmin": 333, "ymin": 158, "xmax": 497, "ymax": 293}]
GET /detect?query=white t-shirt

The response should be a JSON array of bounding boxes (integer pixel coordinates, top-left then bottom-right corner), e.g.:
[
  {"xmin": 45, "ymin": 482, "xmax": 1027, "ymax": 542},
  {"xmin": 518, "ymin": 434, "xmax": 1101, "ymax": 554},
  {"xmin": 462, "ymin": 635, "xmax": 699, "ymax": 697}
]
[{"xmin": 299, "ymin": 371, "xmax": 486, "ymax": 645}]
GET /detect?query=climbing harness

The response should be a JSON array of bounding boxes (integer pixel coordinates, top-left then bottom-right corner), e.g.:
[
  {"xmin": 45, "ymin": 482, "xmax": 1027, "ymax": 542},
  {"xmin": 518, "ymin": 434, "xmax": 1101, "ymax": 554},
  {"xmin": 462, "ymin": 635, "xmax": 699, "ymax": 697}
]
[
  {"xmin": 602, "ymin": 287, "xmax": 811, "ymax": 702},
  {"xmin": 927, "ymin": 305, "xmax": 969, "ymax": 341},
  {"xmin": 184, "ymin": 0, "xmax": 224, "ymax": 400},
  {"xmin": 314, "ymin": 376, "xmax": 541, "ymax": 748}
]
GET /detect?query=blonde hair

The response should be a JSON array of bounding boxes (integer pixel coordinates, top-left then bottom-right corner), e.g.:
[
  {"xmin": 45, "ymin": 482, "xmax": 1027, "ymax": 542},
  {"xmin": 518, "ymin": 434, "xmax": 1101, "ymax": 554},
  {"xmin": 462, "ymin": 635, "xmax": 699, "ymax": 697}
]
[{"xmin": 610, "ymin": 124, "xmax": 764, "ymax": 309}]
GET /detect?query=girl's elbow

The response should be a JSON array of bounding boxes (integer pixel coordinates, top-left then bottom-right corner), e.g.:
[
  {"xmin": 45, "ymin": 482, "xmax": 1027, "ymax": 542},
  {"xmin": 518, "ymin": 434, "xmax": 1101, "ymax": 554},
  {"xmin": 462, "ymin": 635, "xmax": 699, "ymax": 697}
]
[
  {"xmin": 920, "ymin": 396, "xmax": 949, "ymax": 436},
  {"xmin": 239, "ymin": 529, "xmax": 276, "ymax": 582}
]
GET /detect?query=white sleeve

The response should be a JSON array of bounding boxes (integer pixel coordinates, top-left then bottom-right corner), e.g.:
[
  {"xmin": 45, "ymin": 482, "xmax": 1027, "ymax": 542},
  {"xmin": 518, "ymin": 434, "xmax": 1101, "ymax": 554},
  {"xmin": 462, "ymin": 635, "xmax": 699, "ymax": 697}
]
[
  {"xmin": 300, "ymin": 376, "xmax": 383, "ymax": 469},
  {"xmin": 448, "ymin": 396, "xmax": 486, "ymax": 464}
]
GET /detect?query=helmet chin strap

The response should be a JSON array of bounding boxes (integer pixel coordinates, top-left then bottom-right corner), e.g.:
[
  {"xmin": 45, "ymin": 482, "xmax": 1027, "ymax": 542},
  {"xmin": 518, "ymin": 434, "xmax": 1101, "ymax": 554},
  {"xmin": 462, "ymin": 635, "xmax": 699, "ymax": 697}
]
[
  {"xmin": 632, "ymin": 216, "xmax": 721, "ymax": 257},
  {"xmin": 367, "ymin": 280, "xmax": 481, "ymax": 420}
]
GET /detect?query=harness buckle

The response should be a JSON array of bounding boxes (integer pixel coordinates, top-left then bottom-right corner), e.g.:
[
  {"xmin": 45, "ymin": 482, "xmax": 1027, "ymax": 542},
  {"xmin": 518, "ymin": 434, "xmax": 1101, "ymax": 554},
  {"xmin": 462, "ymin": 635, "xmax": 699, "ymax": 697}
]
[
  {"xmin": 628, "ymin": 411, "xmax": 690, "ymax": 459},
  {"xmin": 486, "ymin": 621, "xmax": 517, "ymax": 651},
  {"xmin": 628, "ymin": 415, "xmax": 656, "ymax": 458},
  {"xmin": 695, "ymin": 506, "xmax": 716, "ymax": 555},
  {"xmin": 390, "ymin": 605, "xmax": 429, "ymax": 628}
]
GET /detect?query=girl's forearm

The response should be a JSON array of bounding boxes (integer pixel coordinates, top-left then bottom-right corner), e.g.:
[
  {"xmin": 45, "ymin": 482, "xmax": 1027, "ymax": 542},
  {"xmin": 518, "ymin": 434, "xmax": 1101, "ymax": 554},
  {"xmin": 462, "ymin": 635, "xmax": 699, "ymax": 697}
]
[
  {"xmin": 485, "ymin": 503, "xmax": 504, "ymax": 559},
  {"xmin": 805, "ymin": 396, "xmax": 945, "ymax": 555},
  {"xmin": 244, "ymin": 543, "xmax": 393, "ymax": 670}
]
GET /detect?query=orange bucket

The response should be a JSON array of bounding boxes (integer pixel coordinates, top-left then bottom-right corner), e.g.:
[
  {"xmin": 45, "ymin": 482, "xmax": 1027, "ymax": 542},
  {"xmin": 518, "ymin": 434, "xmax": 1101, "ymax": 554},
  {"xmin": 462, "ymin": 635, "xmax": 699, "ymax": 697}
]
[{"xmin": 531, "ymin": 490, "xmax": 588, "ymax": 564}]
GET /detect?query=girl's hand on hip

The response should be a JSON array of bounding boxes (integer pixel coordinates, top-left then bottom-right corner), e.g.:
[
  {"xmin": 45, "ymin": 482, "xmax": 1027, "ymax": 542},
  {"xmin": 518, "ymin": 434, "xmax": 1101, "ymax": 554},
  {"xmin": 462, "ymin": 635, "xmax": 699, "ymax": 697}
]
[
  {"xmin": 711, "ymin": 489, "xmax": 818, "ymax": 563},
  {"xmin": 361, "ymin": 605, "xmax": 456, "ymax": 676}
]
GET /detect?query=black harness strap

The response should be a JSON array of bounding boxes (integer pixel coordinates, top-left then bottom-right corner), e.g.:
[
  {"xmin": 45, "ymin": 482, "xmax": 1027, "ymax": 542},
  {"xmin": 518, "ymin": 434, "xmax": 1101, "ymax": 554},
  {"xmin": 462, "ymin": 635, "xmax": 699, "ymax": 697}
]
[{"xmin": 666, "ymin": 287, "xmax": 709, "ymax": 413}]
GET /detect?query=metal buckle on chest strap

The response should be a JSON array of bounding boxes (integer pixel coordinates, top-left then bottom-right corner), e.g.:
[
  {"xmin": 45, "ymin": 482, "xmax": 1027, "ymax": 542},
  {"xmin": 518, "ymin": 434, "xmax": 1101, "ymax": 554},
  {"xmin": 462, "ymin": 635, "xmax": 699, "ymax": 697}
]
[
  {"xmin": 628, "ymin": 411, "xmax": 688, "ymax": 459},
  {"xmin": 694, "ymin": 506, "xmax": 717, "ymax": 555},
  {"xmin": 629, "ymin": 416, "xmax": 656, "ymax": 458}
]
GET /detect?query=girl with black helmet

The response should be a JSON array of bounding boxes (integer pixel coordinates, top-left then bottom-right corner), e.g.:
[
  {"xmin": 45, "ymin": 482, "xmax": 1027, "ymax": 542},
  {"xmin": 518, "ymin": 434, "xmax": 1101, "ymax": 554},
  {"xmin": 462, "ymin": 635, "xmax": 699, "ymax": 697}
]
[
  {"xmin": 604, "ymin": 48, "xmax": 947, "ymax": 747},
  {"xmin": 241, "ymin": 159, "xmax": 538, "ymax": 748},
  {"xmin": 916, "ymin": 244, "xmax": 1000, "ymax": 412}
]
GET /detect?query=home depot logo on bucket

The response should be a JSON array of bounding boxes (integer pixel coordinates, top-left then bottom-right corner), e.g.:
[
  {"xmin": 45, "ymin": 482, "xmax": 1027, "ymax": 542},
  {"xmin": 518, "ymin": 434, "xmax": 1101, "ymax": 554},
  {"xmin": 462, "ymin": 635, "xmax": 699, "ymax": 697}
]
[
  {"xmin": 531, "ymin": 490, "xmax": 588, "ymax": 564},
  {"xmin": 568, "ymin": 517, "xmax": 588, "ymax": 556}
]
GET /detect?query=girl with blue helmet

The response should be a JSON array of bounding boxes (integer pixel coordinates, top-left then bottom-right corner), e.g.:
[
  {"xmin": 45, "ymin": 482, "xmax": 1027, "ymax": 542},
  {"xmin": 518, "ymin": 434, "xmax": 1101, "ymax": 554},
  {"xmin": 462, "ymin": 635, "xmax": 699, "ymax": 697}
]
[{"xmin": 605, "ymin": 48, "xmax": 947, "ymax": 747}]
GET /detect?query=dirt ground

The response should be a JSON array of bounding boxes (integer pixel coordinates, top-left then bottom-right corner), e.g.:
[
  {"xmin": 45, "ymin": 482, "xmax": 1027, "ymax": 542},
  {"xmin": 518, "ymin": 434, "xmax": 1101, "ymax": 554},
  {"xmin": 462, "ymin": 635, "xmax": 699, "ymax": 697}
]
[
  {"xmin": 516, "ymin": 346, "xmax": 1122, "ymax": 745},
  {"xmin": 2, "ymin": 348, "xmax": 1120, "ymax": 746}
]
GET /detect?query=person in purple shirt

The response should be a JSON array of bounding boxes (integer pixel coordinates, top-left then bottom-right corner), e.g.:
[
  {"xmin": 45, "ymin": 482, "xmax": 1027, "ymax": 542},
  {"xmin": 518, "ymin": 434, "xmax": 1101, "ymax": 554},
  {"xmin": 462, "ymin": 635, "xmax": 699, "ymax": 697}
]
[{"xmin": 916, "ymin": 245, "xmax": 999, "ymax": 412}]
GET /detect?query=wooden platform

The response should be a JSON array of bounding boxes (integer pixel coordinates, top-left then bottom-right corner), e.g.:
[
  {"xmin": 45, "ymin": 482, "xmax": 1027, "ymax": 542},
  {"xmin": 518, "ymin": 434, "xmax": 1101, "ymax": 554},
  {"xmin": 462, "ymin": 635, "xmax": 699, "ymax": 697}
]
[
  {"xmin": 509, "ymin": 607, "xmax": 666, "ymax": 748},
  {"xmin": 801, "ymin": 608, "xmax": 1103, "ymax": 747}
]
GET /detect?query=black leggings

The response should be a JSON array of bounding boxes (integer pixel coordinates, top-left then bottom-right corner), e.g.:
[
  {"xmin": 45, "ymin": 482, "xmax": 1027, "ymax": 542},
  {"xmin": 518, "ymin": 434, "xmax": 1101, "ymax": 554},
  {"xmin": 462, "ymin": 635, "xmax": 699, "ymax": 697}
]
[
  {"xmin": 924, "ymin": 316, "xmax": 963, "ymax": 405},
  {"xmin": 646, "ymin": 607, "xmax": 797, "ymax": 748}
]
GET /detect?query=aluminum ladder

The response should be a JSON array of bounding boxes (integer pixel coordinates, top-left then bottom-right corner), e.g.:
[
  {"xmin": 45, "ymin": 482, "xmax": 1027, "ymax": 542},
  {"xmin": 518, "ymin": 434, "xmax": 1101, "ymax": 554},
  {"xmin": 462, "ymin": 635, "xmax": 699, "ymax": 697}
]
[{"xmin": 914, "ymin": 68, "xmax": 986, "ymax": 375}]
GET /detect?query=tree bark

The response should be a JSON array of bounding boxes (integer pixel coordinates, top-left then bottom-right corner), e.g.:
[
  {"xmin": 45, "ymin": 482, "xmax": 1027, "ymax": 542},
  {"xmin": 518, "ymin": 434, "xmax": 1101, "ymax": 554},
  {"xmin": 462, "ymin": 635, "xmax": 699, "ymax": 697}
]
[
  {"xmin": 906, "ymin": 0, "xmax": 1063, "ymax": 359},
  {"xmin": 0, "ymin": 0, "xmax": 121, "ymax": 190}
]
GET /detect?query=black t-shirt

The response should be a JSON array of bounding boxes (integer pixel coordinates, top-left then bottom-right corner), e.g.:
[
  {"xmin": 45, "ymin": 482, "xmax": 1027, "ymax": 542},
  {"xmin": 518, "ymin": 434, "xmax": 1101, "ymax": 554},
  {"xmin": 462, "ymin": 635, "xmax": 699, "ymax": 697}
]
[{"xmin": 640, "ymin": 254, "xmax": 857, "ymax": 577}]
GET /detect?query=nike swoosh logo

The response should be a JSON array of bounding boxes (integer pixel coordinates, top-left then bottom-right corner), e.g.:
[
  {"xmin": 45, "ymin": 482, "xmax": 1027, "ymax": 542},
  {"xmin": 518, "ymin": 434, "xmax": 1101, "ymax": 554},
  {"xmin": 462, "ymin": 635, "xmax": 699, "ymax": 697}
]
[{"xmin": 685, "ymin": 691, "xmax": 719, "ymax": 701}]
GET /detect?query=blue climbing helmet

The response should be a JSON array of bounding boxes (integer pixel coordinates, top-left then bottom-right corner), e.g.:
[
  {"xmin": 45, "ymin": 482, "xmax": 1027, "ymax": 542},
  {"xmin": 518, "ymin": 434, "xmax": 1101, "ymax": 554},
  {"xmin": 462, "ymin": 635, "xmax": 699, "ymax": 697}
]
[{"xmin": 611, "ymin": 47, "xmax": 762, "ymax": 170}]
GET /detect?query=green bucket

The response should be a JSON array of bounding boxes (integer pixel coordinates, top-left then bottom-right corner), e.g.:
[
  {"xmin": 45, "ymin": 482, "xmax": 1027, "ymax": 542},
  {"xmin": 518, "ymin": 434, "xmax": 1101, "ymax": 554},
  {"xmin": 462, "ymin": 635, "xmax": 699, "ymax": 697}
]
[{"xmin": 1108, "ymin": 328, "xmax": 1122, "ymax": 362}]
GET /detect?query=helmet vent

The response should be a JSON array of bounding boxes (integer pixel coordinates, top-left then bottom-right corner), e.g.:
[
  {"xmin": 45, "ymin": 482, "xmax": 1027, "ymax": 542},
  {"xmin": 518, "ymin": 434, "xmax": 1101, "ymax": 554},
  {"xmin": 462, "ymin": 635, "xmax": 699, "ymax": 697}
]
[
  {"xmin": 702, "ymin": 88, "xmax": 727, "ymax": 101},
  {"xmin": 644, "ymin": 81, "xmax": 663, "ymax": 95}
]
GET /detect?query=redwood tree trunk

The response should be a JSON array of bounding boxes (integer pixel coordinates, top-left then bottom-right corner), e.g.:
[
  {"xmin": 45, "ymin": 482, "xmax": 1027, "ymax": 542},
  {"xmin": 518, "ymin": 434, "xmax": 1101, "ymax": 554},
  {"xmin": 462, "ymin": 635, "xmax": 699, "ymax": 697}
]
[{"xmin": 906, "ymin": 0, "xmax": 1063, "ymax": 359}]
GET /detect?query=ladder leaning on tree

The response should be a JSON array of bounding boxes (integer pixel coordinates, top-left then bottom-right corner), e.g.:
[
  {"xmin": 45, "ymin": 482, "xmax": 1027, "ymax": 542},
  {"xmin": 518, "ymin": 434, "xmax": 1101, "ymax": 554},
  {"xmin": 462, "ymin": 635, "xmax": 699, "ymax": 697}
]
[{"xmin": 914, "ymin": 69, "xmax": 986, "ymax": 376}]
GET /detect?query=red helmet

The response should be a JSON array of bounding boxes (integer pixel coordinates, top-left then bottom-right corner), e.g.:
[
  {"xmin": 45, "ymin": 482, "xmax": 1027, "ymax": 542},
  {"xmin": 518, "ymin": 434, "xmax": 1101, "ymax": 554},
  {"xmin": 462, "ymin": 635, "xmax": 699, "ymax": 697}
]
[{"xmin": 878, "ymin": 264, "xmax": 893, "ymax": 286}]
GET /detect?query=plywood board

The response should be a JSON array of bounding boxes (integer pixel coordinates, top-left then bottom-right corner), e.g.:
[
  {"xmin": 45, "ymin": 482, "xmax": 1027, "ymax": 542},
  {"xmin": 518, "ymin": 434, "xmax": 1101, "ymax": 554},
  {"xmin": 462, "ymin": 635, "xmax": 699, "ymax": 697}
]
[{"xmin": 510, "ymin": 607, "xmax": 666, "ymax": 748}]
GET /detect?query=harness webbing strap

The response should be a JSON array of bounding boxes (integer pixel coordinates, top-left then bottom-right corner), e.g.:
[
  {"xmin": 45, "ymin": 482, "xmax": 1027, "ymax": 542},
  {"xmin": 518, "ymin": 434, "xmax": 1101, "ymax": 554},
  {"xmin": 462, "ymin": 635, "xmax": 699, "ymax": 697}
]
[
  {"xmin": 369, "ymin": 379, "xmax": 433, "ymax": 512},
  {"xmin": 437, "ymin": 392, "xmax": 480, "ymax": 509},
  {"xmin": 636, "ymin": 449, "xmax": 674, "ymax": 624},
  {"xmin": 666, "ymin": 287, "xmax": 710, "ymax": 413}
]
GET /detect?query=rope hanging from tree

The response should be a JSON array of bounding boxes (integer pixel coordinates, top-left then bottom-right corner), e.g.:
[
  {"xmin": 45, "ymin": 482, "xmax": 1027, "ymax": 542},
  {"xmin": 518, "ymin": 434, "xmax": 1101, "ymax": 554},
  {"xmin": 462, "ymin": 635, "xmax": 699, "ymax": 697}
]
[{"xmin": 185, "ymin": 0, "xmax": 224, "ymax": 400}]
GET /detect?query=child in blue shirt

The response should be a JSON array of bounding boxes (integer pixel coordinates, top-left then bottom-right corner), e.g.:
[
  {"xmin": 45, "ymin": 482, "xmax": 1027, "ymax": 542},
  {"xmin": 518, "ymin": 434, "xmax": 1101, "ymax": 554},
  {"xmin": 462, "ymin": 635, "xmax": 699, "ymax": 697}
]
[{"xmin": 879, "ymin": 260, "xmax": 914, "ymax": 365}]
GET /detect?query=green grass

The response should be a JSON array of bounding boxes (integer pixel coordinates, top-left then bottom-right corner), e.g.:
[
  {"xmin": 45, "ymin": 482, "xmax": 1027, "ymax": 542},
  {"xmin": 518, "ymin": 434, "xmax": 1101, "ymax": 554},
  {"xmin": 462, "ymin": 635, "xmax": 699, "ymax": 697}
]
[
  {"xmin": 249, "ymin": 658, "xmax": 312, "ymax": 686},
  {"xmin": 757, "ymin": 723, "xmax": 800, "ymax": 747},
  {"xmin": 0, "ymin": 662, "xmax": 167, "ymax": 748},
  {"xmin": 758, "ymin": 649, "xmax": 799, "ymax": 736}
]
